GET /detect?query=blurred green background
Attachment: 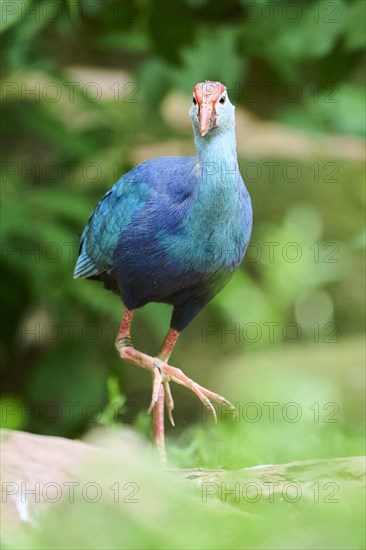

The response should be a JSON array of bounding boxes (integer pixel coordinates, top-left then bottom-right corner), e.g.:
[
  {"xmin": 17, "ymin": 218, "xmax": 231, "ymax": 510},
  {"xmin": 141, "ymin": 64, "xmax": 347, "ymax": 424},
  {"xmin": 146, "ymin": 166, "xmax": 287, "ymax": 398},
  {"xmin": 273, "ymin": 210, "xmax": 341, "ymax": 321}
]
[{"xmin": 0, "ymin": 0, "xmax": 365, "ymax": 547}]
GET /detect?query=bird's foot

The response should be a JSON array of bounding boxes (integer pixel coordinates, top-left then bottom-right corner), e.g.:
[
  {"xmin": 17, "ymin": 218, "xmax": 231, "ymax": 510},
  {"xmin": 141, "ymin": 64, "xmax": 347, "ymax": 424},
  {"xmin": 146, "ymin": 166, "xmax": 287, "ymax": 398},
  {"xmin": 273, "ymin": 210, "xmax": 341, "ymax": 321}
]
[
  {"xmin": 116, "ymin": 341, "xmax": 234, "ymax": 423},
  {"xmin": 147, "ymin": 363, "xmax": 175, "ymax": 427},
  {"xmin": 148, "ymin": 359, "xmax": 234, "ymax": 423}
]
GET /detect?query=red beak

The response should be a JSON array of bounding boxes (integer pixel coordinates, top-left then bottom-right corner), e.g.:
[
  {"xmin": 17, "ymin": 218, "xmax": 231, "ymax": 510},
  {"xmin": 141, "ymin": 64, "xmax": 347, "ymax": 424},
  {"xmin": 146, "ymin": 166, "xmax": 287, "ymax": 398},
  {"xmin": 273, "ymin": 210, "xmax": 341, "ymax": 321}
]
[
  {"xmin": 194, "ymin": 81, "xmax": 225, "ymax": 137},
  {"xmin": 199, "ymin": 101, "xmax": 214, "ymax": 137}
]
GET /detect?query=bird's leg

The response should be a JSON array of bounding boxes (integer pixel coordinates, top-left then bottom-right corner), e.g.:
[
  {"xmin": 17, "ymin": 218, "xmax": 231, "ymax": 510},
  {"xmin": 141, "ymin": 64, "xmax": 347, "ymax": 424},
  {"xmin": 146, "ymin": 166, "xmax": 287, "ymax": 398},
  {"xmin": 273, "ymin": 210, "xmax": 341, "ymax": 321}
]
[
  {"xmin": 115, "ymin": 307, "xmax": 134, "ymax": 348},
  {"xmin": 148, "ymin": 329, "xmax": 179, "ymax": 462},
  {"xmin": 115, "ymin": 310, "xmax": 233, "ymax": 462},
  {"xmin": 152, "ymin": 384, "xmax": 166, "ymax": 462},
  {"xmin": 156, "ymin": 329, "xmax": 180, "ymax": 424},
  {"xmin": 115, "ymin": 309, "xmax": 172, "ymax": 461}
]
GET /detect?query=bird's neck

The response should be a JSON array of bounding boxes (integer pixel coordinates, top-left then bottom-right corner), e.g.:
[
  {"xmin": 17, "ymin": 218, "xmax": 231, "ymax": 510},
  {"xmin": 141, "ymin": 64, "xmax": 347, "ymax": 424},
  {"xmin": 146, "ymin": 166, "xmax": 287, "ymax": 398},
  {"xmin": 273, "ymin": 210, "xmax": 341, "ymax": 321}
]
[
  {"xmin": 193, "ymin": 124, "xmax": 241, "ymax": 202},
  {"xmin": 194, "ymin": 124, "xmax": 237, "ymax": 168}
]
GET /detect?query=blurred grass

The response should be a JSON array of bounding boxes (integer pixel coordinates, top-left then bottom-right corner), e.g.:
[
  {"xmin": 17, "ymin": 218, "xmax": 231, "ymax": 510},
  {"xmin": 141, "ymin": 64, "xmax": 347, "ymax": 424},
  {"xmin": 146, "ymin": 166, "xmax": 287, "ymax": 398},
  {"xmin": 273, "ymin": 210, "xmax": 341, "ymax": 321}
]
[
  {"xmin": 3, "ymin": 428, "xmax": 364, "ymax": 550},
  {"xmin": 16, "ymin": 475, "xmax": 366, "ymax": 550},
  {"xmin": 167, "ymin": 336, "xmax": 365, "ymax": 469}
]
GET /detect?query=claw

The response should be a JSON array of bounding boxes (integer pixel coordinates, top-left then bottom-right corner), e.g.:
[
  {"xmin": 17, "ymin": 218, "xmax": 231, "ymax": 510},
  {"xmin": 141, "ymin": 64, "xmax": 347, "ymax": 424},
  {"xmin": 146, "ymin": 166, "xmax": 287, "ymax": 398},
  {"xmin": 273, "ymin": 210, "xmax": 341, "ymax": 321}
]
[
  {"xmin": 192, "ymin": 387, "xmax": 217, "ymax": 424},
  {"xmin": 118, "ymin": 343, "xmax": 231, "ymax": 431},
  {"xmin": 158, "ymin": 364, "xmax": 219, "ymax": 423},
  {"xmin": 194, "ymin": 382, "xmax": 235, "ymax": 409},
  {"xmin": 163, "ymin": 382, "xmax": 175, "ymax": 427}
]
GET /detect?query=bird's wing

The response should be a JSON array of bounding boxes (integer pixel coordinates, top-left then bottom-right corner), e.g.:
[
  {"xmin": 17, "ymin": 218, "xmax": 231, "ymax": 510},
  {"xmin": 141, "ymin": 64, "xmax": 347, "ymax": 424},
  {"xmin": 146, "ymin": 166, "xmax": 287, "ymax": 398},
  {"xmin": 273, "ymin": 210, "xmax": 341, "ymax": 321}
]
[
  {"xmin": 74, "ymin": 156, "xmax": 198, "ymax": 279},
  {"xmin": 73, "ymin": 167, "xmax": 150, "ymax": 279}
]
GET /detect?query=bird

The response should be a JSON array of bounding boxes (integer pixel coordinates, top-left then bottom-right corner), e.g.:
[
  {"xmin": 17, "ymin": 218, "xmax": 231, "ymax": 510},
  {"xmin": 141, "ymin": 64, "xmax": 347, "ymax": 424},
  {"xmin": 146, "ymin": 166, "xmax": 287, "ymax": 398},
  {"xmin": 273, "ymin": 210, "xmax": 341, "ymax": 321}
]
[{"xmin": 74, "ymin": 81, "xmax": 253, "ymax": 462}]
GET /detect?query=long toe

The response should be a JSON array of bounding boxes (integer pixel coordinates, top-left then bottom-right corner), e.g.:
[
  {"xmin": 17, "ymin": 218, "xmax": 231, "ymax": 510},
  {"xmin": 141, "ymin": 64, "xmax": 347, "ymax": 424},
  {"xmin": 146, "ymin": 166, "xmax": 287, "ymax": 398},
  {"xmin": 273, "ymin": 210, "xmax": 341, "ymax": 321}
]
[
  {"xmin": 115, "ymin": 343, "xmax": 231, "ymax": 428},
  {"xmin": 156, "ymin": 362, "xmax": 235, "ymax": 422},
  {"xmin": 163, "ymin": 381, "xmax": 175, "ymax": 426},
  {"xmin": 147, "ymin": 362, "xmax": 164, "ymax": 414}
]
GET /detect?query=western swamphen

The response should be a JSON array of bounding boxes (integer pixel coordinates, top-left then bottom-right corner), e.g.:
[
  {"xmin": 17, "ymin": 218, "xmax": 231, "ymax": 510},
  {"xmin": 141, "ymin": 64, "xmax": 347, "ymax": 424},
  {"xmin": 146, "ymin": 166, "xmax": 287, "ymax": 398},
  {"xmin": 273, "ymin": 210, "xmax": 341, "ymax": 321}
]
[{"xmin": 74, "ymin": 81, "xmax": 253, "ymax": 461}]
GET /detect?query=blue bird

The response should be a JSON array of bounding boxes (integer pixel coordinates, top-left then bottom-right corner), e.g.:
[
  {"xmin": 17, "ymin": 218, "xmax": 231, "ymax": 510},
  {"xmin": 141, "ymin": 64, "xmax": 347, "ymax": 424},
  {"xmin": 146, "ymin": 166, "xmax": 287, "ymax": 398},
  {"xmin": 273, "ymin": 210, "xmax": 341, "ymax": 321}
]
[{"xmin": 74, "ymin": 81, "xmax": 252, "ymax": 460}]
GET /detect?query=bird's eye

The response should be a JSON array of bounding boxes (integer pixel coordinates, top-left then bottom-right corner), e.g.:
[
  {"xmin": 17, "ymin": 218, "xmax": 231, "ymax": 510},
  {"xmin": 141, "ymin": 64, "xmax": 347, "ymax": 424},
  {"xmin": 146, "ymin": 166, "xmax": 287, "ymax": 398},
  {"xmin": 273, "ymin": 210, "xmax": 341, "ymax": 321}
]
[
  {"xmin": 219, "ymin": 96, "xmax": 226, "ymax": 104},
  {"xmin": 192, "ymin": 97, "xmax": 197, "ymax": 105}
]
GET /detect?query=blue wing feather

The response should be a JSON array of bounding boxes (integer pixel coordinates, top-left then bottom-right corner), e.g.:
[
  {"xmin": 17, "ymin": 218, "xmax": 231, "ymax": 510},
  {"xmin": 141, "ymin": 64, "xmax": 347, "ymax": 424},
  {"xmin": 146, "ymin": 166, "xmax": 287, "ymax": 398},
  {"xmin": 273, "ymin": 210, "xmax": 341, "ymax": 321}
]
[
  {"xmin": 73, "ymin": 168, "xmax": 150, "ymax": 279},
  {"xmin": 73, "ymin": 157, "xmax": 197, "ymax": 280}
]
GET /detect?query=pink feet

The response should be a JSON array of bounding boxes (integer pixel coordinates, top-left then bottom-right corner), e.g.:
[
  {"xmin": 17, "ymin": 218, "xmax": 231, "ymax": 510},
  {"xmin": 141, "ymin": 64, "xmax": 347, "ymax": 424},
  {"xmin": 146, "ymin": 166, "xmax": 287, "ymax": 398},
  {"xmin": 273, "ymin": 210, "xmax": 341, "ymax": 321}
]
[
  {"xmin": 115, "ymin": 342, "xmax": 233, "ymax": 425},
  {"xmin": 114, "ymin": 311, "xmax": 233, "ymax": 464}
]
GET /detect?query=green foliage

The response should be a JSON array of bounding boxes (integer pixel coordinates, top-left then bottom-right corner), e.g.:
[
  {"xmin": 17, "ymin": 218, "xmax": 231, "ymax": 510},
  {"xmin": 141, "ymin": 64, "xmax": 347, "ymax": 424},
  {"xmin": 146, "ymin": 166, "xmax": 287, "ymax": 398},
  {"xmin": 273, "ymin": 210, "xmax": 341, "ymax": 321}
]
[
  {"xmin": 168, "ymin": 337, "xmax": 365, "ymax": 469},
  {"xmin": 13, "ymin": 465, "xmax": 366, "ymax": 550},
  {"xmin": 0, "ymin": 2, "xmax": 365, "ymax": 546}
]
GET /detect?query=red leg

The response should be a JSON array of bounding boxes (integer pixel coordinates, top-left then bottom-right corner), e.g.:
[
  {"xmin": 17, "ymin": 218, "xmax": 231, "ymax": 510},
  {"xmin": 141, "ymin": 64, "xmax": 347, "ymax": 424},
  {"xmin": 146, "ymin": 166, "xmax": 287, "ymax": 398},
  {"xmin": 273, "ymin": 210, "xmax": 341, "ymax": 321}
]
[
  {"xmin": 153, "ymin": 385, "xmax": 166, "ymax": 463},
  {"xmin": 159, "ymin": 329, "xmax": 180, "ymax": 362},
  {"xmin": 145, "ymin": 329, "xmax": 180, "ymax": 460},
  {"xmin": 115, "ymin": 310, "xmax": 232, "ymax": 463},
  {"xmin": 116, "ymin": 308, "xmax": 134, "ymax": 346},
  {"xmin": 115, "ymin": 310, "xmax": 175, "ymax": 461}
]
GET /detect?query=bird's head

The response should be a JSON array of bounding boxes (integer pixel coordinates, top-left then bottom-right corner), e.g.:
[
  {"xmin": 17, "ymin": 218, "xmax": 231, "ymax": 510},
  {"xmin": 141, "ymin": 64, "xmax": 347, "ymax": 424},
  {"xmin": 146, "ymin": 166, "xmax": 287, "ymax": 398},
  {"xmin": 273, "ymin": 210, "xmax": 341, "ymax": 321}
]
[{"xmin": 189, "ymin": 81, "xmax": 234, "ymax": 138}]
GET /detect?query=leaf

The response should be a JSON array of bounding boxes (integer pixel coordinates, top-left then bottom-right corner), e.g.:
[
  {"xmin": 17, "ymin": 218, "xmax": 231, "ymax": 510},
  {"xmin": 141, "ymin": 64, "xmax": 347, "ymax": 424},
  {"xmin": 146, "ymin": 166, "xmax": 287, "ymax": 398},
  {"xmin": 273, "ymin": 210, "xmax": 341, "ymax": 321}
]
[
  {"xmin": 0, "ymin": 395, "xmax": 25, "ymax": 429},
  {"xmin": 304, "ymin": 82, "xmax": 366, "ymax": 137},
  {"xmin": 172, "ymin": 26, "xmax": 246, "ymax": 93},
  {"xmin": 344, "ymin": 0, "xmax": 366, "ymax": 51},
  {"xmin": 148, "ymin": 0, "xmax": 197, "ymax": 64},
  {"xmin": 239, "ymin": 0, "xmax": 346, "ymax": 61},
  {"xmin": 0, "ymin": 0, "xmax": 31, "ymax": 33}
]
